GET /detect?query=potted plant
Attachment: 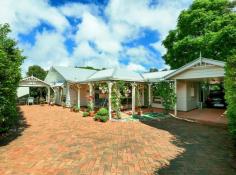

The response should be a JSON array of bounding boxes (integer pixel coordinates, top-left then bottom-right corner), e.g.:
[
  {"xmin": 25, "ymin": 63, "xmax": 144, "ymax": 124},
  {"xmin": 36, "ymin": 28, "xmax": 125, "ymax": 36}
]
[
  {"xmin": 87, "ymin": 95, "xmax": 95, "ymax": 116},
  {"xmin": 72, "ymin": 105, "xmax": 80, "ymax": 112},
  {"xmin": 83, "ymin": 111, "xmax": 89, "ymax": 117}
]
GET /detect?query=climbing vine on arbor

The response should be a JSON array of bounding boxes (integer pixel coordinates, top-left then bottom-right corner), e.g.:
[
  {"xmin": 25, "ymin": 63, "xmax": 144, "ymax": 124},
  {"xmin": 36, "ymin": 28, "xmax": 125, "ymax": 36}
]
[
  {"xmin": 152, "ymin": 81, "xmax": 176, "ymax": 114},
  {"xmin": 111, "ymin": 81, "xmax": 129, "ymax": 119}
]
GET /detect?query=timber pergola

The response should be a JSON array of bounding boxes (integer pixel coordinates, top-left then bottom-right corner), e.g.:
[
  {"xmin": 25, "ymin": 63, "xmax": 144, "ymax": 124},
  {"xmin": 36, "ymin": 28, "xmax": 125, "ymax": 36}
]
[{"xmin": 19, "ymin": 75, "xmax": 52, "ymax": 104}]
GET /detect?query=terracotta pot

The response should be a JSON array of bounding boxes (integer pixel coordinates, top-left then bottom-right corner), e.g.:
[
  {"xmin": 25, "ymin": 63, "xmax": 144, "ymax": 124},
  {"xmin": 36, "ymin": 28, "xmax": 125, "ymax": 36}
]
[
  {"xmin": 138, "ymin": 110, "xmax": 143, "ymax": 116},
  {"xmin": 89, "ymin": 111, "xmax": 95, "ymax": 117}
]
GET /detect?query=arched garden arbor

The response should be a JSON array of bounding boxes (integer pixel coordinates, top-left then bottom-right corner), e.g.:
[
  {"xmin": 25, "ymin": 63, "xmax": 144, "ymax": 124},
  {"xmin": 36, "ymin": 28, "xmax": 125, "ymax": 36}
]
[{"xmin": 19, "ymin": 75, "xmax": 52, "ymax": 104}]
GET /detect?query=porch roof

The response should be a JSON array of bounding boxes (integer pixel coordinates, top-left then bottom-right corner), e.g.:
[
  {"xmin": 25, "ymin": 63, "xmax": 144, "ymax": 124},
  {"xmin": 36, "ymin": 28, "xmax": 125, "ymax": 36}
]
[
  {"xmin": 85, "ymin": 67, "xmax": 145, "ymax": 82},
  {"xmin": 53, "ymin": 66, "xmax": 97, "ymax": 82},
  {"xmin": 142, "ymin": 70, "xmax": 175, "ymax": 82}
]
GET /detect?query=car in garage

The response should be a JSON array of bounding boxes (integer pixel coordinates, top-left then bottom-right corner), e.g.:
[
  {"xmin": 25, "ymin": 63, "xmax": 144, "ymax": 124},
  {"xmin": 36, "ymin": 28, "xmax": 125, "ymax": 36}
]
[{"xmin": 205, "ymin": 91, "xmax": 226, "ymax": 108}]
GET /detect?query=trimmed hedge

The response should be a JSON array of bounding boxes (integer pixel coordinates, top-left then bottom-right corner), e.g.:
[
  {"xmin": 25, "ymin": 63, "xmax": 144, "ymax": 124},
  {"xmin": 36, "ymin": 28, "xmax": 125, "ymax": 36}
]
[
  {"xmin": 225, "ymin": 55, "xmax": 236, "ymax": 140},
  {"xmin": 0, "ymin": 24, "xmax": 25, "ymax": 133}
]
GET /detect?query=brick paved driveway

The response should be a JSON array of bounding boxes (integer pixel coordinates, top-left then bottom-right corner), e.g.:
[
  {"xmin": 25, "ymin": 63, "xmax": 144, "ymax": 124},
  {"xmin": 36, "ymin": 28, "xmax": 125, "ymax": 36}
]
[{"xmin": 0, "ymin": 106, "xmax": 183, "ymax": 175}]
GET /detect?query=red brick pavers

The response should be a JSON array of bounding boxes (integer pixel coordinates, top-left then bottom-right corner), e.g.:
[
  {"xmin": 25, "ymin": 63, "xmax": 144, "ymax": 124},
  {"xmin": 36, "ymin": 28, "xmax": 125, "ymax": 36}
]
[
  {"xmin": 141, "ymin": 107, "xmax": 227, "ymax": 126},
  {"xmin": 177, "ymin": 108, "xmax": 227, "ymax": 126},
  {"xmin": 0, "ymin": 105, "xmax": 184, "ymax": 175}
]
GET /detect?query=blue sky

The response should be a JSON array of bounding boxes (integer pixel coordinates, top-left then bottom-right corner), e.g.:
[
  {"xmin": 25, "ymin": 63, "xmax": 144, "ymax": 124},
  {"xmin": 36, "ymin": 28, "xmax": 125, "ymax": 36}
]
[{"xmin": 0, "ymin": 0, "xmax": 192, "ymax": 74}]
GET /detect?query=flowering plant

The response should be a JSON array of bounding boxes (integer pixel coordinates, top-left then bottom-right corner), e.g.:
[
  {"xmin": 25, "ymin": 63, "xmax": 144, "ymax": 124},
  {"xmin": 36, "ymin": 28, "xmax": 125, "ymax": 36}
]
[{"xmin": 87, "ymin": 95, "xmax": 94, "ymax": 112}]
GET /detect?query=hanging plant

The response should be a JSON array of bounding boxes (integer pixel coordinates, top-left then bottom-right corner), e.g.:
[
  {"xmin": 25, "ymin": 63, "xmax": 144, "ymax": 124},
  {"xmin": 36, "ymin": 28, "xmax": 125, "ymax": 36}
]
[
  {"xmin": 98, "ymin": 83, "xmax": 108, "ymax": 94},
  {"xmin": 123, "ymin": 86, "xmax": 131, "ymax": 97}
]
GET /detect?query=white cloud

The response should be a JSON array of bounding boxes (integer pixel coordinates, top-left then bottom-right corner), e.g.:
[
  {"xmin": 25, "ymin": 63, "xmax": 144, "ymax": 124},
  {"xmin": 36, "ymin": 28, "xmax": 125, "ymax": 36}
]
[
  {"xmin": 126, "ymin": 63, "xmax": 146, "ymax": 72},
  {"xmin": 0, "ymin": 0, "xmax": 193, "ymax": 73},
  {"xmin": 105, "ymin": 0, "xmax": 192, "ymax": 52},
  {"xmin": 72, "ymin": 41, "xmax": 119, "ymax": 68},
  {"xmin": 0, "ymin": 0, "xmax": 69, "ymax": 37},
  {"xmin": 20, "ymin": 30, "xmax": 72, "ymax": 74},
  {"xmin": 125, "ymin": 46, "xmax": 160, "ymax": 66},
  {"xmin": 150, "ymin": 41, "xmax": 167, "ymax": 56},
  {"xmin": 75, "ymin": 12, "xmax": 122, "ymax": 54},
  {"xmin": 59, "ymin": 2, "xmax": 99, "ymax": 18}
]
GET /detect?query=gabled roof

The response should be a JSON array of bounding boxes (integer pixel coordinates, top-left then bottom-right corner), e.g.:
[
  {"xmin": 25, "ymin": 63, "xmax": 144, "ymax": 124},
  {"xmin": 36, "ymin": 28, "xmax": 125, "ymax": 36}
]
[
  {"xmin": 142, "ymin": 70, "xmax": 175, "ymax": 82},
  {"xmin": 86, "ymin": 67, "xmax": 145, "ymax": 82},
  {"xmin": 53, "ymin": 66, "xmax": 97, "ymax": 82},
  {"xmin": 20, "ymin": 75, "xmax": 50, "ymax": 87},
  {"xmin": 165, "ymin": 57, "xmax": 225, "ymax": 79}
]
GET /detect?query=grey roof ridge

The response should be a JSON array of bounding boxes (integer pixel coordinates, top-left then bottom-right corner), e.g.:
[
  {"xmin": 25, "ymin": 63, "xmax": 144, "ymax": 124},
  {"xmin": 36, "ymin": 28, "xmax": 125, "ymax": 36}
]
[
  {"xmin": 82, "ymin": 69, "xmax": 99, "ymax": 82},
  {"xmin": 111, "ymin": 67, "xmax": 117, "ymax": 79},
  {"xmin": 51, "ymin": 66, "xmax": 67, "ymax": 81}
]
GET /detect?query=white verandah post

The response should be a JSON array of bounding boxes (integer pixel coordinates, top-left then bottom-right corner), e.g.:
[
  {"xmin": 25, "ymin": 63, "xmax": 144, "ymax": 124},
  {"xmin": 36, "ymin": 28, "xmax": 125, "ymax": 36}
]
[
  {"xmin": 174, "ymin": 79, "xmax": 177, "ymax": 116},
  {"xmin": 107, "ymin": 82, "xmax": 113, "ymax": 120},
  {"xmin": 47, "ymin": 86, "xmax": 50, "ymax": 104},
  {"xmin": 131, "ymin": 83, "xmax": 136, "ymax": 115},
  {"xmin": 148, "ymin": 83, "xmax": 152, "ymax": 107},
  {"xmin": 66, "ymin": 83, "xmax": 71, "ymax": 107},
  {"xmin": 77, "ymin": 84, "xmax": 81, "ymax": 109}
]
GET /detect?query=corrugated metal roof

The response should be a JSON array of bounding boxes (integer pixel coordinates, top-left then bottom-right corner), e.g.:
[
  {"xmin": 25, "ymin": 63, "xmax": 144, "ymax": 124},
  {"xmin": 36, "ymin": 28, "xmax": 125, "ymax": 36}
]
[
  {"xmin": 53, "ymin": 66, "xmax": 97, "ymax": 82},
  {"xmin": 86, "ymin": 67, "xmax": 145, "ymax": 82},
  {"xmin": 51, "ymin": 66, "xmax": 176, "ymax": 83},
  {"xmin": 142, "ymin": 70, "xmax": 175, "ymax": 82}
]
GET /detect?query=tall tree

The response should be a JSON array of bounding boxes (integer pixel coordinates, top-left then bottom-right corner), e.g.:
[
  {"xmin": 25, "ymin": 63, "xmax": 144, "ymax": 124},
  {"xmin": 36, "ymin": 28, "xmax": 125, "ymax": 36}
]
[
  {"xmin": 149, "ymin": 68, "xmax": 158, "ymax": 72},
  {"xmin": 0, "ymin": 24, "xmax": 25, "ymax": 132},
  {"xmin": 27, "ymin": 65, "xmax": 47, "ymax": 80},
  {"xmin": 163, "ymin": 0, "xmax": 236, "ymax": 69},
  {"xmin": 225, "ymin": 55, "xmax": 236, "ymax": 140}
]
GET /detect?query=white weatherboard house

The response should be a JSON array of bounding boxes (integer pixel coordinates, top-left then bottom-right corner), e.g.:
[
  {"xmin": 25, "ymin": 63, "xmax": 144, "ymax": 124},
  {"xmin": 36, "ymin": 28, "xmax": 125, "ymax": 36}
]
[{"xmin": 43, "ymin": 57, "xmax": 225, "ymax": 119}]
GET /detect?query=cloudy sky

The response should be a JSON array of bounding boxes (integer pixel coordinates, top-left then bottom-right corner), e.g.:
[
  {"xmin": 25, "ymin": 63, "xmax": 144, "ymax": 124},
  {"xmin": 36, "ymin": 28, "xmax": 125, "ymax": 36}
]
[{"xmin": 0, "ymin": 0, "xmax": 193, "ymax": 74}]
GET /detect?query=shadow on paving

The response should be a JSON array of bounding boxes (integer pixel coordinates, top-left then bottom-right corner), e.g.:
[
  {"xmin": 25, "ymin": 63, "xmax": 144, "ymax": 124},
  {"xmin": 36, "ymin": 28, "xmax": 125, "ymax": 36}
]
[
  {"xmin": 0, "ymin": 107, "xmax": 30, "ymax": 146},
  {"xmin": 141, "ymin": 118, "xmax": 236, "ymax": 175}
]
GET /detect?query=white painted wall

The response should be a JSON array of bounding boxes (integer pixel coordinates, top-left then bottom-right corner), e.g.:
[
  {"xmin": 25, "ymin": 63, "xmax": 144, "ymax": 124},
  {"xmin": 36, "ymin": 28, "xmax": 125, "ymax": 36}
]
[
  {"xmin": 176, "ymin": 80, "xmax": 187, "ymax": 111},
  {"xmin": 80, "ymin": 84, "xmax": 89, "ymax": 106},
  {"xmin": 186, "ymin": 81, "xmax": 199, "ymax": 111},
  {"xmin": 69, "ymin": 86, "xmax": 77, "ymax": 107}
]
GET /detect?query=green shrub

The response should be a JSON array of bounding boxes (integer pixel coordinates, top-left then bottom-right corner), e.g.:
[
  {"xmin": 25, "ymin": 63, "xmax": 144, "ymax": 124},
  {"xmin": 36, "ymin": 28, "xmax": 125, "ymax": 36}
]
[
  {"xmin": 225, "ymin": 55, "xmax": 236, "ymax": 141},
  {"xmin": 100, "ymin": 115, "xmax": 109, "ymax": 122},
  {"xmin": 72, "ymin": 105, "xmax": 80, "ymax": 112},
  {"xmin": 83, "ymin": 112, "xmax": 89, "ymax": 117},
  {"xmin": 94, "ymin": 108, "xmax": 109, "ymax": 122},
  {"xmin": 152, "ymin": 81, "xmax": 176, "ymax": 114},
  {"xmin": 0, "ymin": 24, "xmax": 25, "ymax": 133},
  {"xmin": 96, "ymin": 108, "xmax": 108, "ymax": 116}
]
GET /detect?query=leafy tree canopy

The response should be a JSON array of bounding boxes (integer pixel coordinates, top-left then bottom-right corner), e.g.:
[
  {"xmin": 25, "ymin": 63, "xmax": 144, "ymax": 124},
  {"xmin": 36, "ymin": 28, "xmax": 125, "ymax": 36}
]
[
  {"xmin": 27, "ymin": 65, "xmax": 47, "ymax": 80},
  {"xmin": 224, "ymin": 54, "xmax": 236, "ymax": 140},
  {"xmin": 149, "ymin": 68, "xmax": 158, "ymax": 72},
  {"xmin": 76, "ymin": 66, "xmax": 105, "ymax": 71},
  {"xmin": 163, "ymin": 0, "xmax": 236, "ymax": 69},
  {"xmin": 0, "ymin": 23, "xmax": 25, "ymax": 132}
]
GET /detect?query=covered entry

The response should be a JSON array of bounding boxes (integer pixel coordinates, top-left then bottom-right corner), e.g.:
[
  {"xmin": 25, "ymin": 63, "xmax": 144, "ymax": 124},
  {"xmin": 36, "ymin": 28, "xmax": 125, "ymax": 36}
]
[
  {"xmin": 165, "ymin": 57, "xmax": 225, "ymax": 117},
  {"xmin": 18, "ymin": 75, "xmax": 52, "ymax": 104}
]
